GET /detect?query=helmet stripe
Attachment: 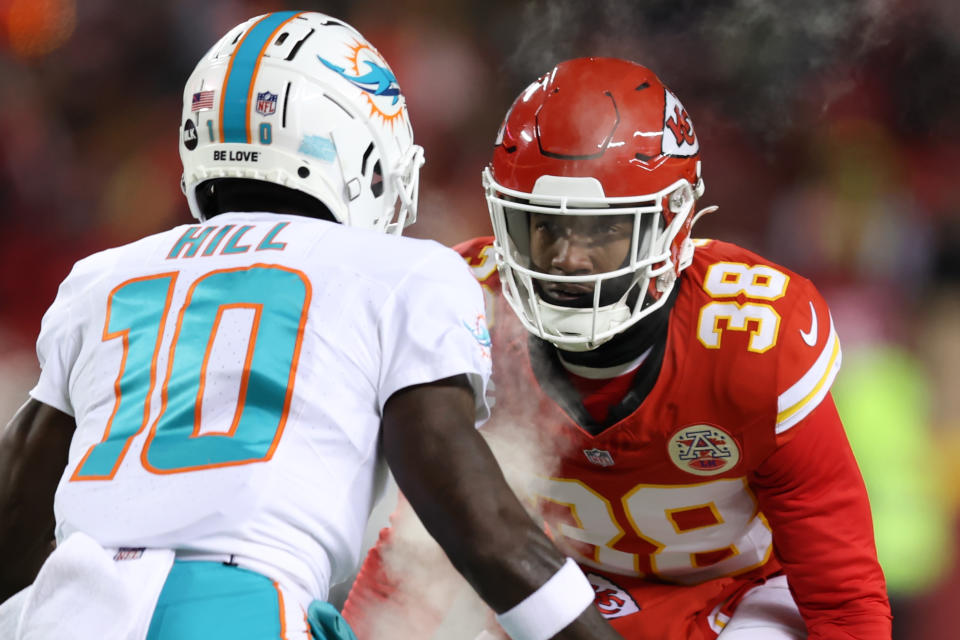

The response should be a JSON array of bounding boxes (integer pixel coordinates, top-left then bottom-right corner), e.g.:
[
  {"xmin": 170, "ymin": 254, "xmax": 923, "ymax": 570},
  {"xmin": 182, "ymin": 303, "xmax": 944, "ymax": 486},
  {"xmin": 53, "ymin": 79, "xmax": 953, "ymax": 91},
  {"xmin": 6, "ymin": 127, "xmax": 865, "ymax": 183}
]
[{"xmin": 219, "ymin": 11, "xmax": 303, "ymax": 143}]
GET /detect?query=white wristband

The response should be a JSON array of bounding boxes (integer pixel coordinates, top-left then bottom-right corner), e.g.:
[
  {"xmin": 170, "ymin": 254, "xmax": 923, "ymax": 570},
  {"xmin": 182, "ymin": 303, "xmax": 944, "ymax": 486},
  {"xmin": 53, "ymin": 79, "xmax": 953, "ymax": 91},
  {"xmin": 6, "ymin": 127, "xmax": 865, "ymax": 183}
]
[{"xmin": 495, "ymin": 557, "xmax": 595, "ymax": 640}]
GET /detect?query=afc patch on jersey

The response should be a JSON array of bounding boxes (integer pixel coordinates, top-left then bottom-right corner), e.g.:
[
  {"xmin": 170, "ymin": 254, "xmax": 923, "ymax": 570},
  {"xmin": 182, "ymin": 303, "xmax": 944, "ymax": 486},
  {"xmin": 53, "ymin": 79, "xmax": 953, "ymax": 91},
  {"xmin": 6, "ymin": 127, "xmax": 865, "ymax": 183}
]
[
  {"xmin": 667, "ymin": 424, "xmax": 741, "ymax": 476},
  {"xmin": 588, "ymin": 573, "xmax": 640, "ymax": 619}
]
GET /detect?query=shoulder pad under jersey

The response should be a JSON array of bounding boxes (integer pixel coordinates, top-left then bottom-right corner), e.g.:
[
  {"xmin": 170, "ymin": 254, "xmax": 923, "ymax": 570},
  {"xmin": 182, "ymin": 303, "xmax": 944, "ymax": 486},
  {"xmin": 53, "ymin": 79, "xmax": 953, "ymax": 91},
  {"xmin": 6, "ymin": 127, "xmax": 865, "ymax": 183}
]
[
  {"xmin": 687, "ymin": 240, "xmax": 841, "ymax": 436},
  {"xmin": 454, "ymin": 236, "xmax": 501, "ymax": 323}
]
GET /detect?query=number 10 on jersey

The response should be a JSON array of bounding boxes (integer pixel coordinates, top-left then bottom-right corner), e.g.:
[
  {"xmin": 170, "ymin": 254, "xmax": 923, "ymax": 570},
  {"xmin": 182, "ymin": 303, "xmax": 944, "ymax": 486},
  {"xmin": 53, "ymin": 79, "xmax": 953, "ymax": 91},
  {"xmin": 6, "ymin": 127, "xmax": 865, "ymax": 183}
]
[{"xmin": 71, "ymin": 265, "xmax": 310, "ymax": 481}]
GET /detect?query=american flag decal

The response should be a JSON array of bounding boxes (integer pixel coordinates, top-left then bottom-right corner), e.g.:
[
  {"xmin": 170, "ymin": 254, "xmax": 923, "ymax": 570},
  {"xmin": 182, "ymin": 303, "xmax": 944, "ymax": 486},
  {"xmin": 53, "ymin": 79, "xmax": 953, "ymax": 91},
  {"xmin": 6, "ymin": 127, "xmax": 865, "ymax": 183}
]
[{"xmin": 191, "ymin": 90, "xmax": 215, "ymax": 111}]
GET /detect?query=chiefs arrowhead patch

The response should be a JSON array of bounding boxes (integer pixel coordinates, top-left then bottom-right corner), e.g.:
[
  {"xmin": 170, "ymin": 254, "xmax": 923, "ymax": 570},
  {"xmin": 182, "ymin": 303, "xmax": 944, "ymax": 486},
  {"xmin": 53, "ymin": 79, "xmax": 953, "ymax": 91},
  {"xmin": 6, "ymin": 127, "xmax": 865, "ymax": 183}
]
[{"xmin": 667, "ymin": 424, "xmax": 741, "ymax": 476}]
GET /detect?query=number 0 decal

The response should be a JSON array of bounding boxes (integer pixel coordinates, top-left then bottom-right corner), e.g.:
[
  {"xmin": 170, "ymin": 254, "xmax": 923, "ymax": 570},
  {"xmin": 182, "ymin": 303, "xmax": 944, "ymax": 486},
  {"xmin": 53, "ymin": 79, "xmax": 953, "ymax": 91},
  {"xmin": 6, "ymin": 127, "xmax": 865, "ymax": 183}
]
[{"xmin": 72, "ymin": 265, "xmax": 311, "ymax": 481}]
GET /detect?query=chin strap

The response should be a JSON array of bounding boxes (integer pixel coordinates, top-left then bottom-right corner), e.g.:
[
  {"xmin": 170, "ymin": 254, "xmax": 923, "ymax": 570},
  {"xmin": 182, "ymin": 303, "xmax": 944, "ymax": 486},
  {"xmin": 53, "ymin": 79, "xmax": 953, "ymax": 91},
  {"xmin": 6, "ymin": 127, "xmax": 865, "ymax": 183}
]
[
  {"xmin": 656, "ymin": 268, "xmax": 676, "ymax": 294},
  {"xmin": 677, "ymin": 237, "xmax": 696, "ymax": 273}
]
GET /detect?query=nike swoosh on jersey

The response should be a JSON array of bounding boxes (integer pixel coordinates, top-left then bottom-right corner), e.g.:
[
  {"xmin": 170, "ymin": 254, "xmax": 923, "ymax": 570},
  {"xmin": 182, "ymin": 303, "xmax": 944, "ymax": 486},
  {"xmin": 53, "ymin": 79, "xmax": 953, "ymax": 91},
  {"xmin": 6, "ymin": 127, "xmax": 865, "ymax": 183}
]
[{"xmin": 800, "ymin": 301, "xmax": 818, "ymax": 346}]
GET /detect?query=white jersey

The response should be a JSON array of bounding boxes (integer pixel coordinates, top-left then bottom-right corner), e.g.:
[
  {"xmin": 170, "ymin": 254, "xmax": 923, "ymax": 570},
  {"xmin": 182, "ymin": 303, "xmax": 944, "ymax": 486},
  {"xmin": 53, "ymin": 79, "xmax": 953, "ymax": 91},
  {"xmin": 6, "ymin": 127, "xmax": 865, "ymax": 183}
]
[{"xmin": 30, "ymin": 211, "xmax": 492, "ymax": 602}]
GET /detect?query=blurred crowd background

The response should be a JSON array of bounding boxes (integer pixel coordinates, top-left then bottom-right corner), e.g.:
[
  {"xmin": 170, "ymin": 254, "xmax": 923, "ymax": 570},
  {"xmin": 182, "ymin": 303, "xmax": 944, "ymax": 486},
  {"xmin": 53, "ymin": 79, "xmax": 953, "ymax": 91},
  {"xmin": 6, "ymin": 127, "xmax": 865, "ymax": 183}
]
[{"xmin": 1, "ymin": 0, "xmax": 958, "ymax": 637}]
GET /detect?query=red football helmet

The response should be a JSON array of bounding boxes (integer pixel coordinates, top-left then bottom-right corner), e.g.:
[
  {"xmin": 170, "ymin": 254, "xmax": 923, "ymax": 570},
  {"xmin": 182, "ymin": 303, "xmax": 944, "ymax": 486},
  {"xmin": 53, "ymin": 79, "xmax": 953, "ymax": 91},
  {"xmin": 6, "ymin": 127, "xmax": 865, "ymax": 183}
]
[{"xmin": 483, "ymin": 57, "xmax": 715, "ymax": 351}]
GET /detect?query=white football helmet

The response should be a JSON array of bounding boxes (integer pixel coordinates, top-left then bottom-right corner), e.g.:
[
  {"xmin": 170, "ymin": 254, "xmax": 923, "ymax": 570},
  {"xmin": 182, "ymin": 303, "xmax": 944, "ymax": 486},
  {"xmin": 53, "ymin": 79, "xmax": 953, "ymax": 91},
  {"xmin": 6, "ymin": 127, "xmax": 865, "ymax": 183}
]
[{"xmin": 179, "ymin": 11, "xmax": 423, "ymax": 233}]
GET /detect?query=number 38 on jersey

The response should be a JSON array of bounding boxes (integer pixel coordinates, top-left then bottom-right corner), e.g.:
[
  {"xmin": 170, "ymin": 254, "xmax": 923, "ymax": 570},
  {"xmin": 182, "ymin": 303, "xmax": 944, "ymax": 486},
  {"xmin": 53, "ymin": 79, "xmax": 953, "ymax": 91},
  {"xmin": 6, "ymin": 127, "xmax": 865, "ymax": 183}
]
[{"xmin": 696, "ymin": 262, "xmax": 790, "ymax": 354}]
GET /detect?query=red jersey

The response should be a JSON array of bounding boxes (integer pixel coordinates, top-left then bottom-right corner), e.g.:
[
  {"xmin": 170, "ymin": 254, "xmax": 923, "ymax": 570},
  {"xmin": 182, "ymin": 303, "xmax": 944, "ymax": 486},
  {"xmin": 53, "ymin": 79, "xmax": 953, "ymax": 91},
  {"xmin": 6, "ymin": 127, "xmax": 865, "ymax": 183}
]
[{"xmin": 344, "ymin": 237, "xmax": 891, "ymax": 640}]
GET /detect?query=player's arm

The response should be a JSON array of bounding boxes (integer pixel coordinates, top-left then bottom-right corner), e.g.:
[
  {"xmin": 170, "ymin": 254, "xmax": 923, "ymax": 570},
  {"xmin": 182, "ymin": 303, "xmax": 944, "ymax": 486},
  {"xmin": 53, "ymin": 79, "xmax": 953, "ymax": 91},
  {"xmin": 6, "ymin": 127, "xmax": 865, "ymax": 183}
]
[
  {"xmin": 382, "ymin": 374, "xmax": 620, "ymax": 640},
  {"xmin": 0, "ymin": 398, "xmax": 74, "ymax": 602},
  {"xmin": 749, "ymin": 394, "xmax": 892, "ymax": 639}
]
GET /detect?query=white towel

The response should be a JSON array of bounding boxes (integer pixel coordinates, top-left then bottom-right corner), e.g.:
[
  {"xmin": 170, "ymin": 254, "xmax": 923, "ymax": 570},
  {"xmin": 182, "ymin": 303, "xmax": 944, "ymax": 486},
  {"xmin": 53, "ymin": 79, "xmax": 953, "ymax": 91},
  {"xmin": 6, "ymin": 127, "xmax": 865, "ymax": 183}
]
[
  {"xmin": 16, "ymin": 532, "xmax": 174, "ymax": 640},
  {"xmin": 0, "ymin": 586, "xmax": 30, "ymax": 639}
]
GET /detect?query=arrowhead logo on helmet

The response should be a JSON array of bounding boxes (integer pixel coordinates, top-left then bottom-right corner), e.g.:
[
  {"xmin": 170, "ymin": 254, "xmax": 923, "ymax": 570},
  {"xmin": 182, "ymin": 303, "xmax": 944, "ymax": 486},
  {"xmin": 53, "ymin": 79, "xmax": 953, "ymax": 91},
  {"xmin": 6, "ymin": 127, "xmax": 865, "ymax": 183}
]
[{"xmin": 662, "ymin": 90, "xmax": 699, "ymax": 156}]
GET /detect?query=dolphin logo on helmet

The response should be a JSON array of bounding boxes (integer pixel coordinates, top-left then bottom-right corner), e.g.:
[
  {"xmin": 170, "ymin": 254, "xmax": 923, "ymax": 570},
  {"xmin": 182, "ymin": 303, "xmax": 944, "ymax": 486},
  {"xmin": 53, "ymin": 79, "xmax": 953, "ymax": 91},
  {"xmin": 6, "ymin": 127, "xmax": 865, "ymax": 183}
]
[{"xmin": 317, "ymin": 56, "xmax": 401, "ymax": 105}]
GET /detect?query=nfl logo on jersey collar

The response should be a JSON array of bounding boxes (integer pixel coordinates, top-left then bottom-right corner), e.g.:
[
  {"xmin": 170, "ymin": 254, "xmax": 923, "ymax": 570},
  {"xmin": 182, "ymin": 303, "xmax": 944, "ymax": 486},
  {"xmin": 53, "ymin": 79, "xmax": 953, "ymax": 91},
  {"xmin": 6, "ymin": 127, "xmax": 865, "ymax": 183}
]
[
  {"xmin": 667, "ymin": 424, "xmax": 741, "ymax": 476},
  {"xmin": 583, "ymin": 448, "xmax": 615, "ymax": 467}
]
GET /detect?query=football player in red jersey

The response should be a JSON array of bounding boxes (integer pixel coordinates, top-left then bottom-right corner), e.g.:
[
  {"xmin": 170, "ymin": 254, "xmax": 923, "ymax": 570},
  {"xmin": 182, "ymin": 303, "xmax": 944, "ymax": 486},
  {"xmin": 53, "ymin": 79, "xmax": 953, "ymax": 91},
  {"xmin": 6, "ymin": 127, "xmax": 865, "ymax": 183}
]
[{"xmin": 343, "ymin": 58, "xmax": 892, "ymax": 639}]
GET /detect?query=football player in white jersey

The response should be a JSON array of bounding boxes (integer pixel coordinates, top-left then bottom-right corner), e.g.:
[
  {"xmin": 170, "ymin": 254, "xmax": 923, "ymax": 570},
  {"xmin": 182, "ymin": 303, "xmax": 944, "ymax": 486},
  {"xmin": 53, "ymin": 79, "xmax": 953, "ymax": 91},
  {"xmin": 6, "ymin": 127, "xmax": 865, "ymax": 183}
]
[{"xmin": 0, "ymin": 12, "xmax": 620, "ymax": 640}]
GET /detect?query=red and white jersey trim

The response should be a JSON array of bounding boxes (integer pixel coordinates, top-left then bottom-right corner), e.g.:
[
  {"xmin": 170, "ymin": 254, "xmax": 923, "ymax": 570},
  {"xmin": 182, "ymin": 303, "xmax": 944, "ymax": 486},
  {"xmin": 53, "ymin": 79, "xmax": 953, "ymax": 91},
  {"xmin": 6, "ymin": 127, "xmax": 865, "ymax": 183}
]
[{"xmin": 775, "ymin": 313, "xmax": 841, "ymax": 434}]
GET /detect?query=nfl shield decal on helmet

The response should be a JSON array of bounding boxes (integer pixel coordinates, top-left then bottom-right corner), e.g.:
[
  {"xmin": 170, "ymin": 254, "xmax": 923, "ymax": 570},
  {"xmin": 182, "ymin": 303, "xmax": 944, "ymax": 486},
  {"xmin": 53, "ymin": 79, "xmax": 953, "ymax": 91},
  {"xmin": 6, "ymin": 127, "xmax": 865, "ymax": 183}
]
[
  {"xmin": 587, "ymin": 573, "xmax": 640, "ymax": 619},
  {"xmin": 583, "ymin": 448, "xmax": 615, "ymax": 467},
  {"xmin": 667, "ymin": 424, "xmax": 740, "ymax": 476},
  {"xmin": 256, "ymin": 91, "xmax": 278, "ymax": 116}
]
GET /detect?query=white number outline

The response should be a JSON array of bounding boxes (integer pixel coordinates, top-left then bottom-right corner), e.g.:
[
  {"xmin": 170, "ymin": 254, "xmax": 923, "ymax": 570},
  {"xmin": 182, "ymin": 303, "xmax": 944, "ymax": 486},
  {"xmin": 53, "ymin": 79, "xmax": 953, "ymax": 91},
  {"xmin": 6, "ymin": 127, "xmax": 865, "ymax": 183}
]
[
  {"xmin": 703, "ymin": 262, "xmax": 789, "ymax": 300},
  {"xmin": 540, "ymin": 476, "xmax": 773, "ymax": 582},
  {"xmin": 697, "ymin": 262, "xmax": 790, "ymax": 353},
  {"xmin": 697, "ymin": 302, "xmax": 782, "ymax": 353}
]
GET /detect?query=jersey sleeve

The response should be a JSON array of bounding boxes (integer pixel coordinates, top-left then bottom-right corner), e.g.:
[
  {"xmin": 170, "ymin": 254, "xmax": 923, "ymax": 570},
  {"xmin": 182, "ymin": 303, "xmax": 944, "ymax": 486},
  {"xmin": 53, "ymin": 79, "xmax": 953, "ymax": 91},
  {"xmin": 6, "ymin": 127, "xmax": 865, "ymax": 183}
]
[
  {"xmin": 452, "ymin": 235, "xmax": 496, "ymax": 270},
  {"xmin": 347, "ymin": 240, "xmax": 501, "ymax": 638},
  {"xmin": 773, "ymin": 279, "xmax": 841, "ymax": 438},
  {"xmin": 377, "ymin": 245, "xmax": 493, "ymax": 423},
  {"xmin": 454, "ymin": 235, "xmax": 501, "ymax": 324},
  {"xmin": 749, "ymin": 394, "xmax": 892, "ymax": 639},
  {"xmin": 29, "ymin": 268, "xmax": 84, "ymax": 416}
]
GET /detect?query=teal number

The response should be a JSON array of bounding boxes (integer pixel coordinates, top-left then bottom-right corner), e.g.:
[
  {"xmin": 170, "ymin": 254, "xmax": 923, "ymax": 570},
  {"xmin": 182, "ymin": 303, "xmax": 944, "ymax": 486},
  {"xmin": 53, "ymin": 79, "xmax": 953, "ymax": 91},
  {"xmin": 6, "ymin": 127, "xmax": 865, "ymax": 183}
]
[
  {"xmin": 259, "ymin": 122, "xmax": 272, "ymax": 145},
  {"xmin": 72, "ymin": 267, "xmax": 308, "ymax": 481},
  {"xmin": 145, "ymin": 266, "xmax": 307, "ymax": 472},
  {"xmin": 206, "ymin": 119, "xmax": 215, "ymax": 142},
  {"xmin": 74, "ymin": 274, "xmax": 176, "ymax": 479}
]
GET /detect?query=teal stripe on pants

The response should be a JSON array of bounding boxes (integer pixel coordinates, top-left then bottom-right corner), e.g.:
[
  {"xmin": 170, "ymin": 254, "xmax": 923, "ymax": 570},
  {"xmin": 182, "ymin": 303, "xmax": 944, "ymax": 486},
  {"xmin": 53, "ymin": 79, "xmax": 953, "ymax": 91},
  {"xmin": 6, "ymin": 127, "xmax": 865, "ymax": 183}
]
[{"xmin": 146, "ymin": 561, "xmax": 286, "ymax": 640}]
